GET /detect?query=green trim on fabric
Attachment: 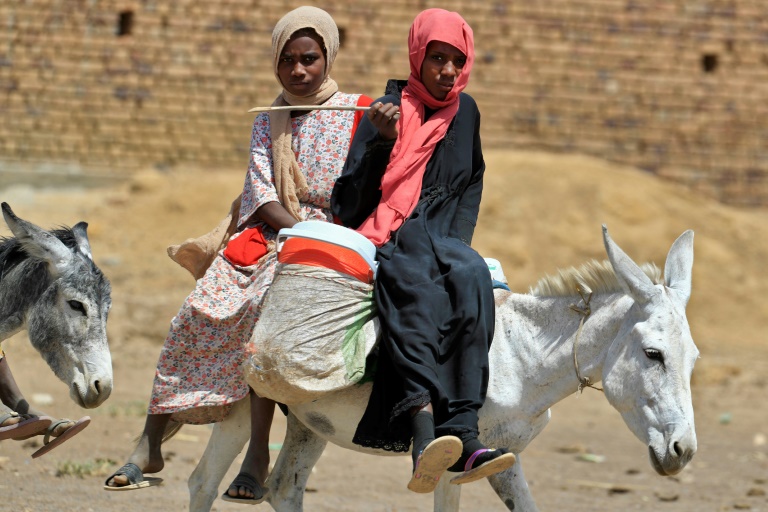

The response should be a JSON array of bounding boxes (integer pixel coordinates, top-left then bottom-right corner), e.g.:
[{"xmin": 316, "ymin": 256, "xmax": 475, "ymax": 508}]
[
  {"xmin": 341, "ymin": 291, "xmax": 376, "ymax": 382},
  {"xmin": 357, "ymin": 351, "xmax": 378, "ymax": 384}
]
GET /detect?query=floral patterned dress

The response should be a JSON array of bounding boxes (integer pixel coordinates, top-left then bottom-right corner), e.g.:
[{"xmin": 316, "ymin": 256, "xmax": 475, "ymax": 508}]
[{"xmin": 149, "ymin": 92, "xmax": 371, "ymax": 424}]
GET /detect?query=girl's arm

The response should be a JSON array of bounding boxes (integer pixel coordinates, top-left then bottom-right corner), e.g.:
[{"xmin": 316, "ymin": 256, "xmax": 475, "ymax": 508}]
[
  {"xmin": 238, "ymin": 116, "xmax": 297, "ymax": 231},
  {"xmin": 331, "ymin": 96, "xmax": 399, "ymax": 229},
  {"xmin": 252, "ymin": 201, "xmax": 297, "ymax": 231},
  {"xmin": 450, "ymin": 103, "xmax": 485, "ymax": 245}
]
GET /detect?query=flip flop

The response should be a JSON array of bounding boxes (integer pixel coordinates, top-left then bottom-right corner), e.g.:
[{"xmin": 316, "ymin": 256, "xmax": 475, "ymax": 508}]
[
  {"xmin": 31, "ymin": 416, "xmax": 91, "ymax": 458},
  {"xmin": 0, "ymin": 414, "xmax": 53, "ymax": 442},
  {"xmin": 103, "ymin": 462, "xmax": 163, "ymax": 491},
  {"xmin": 221, "ymin": 471, "xmax": 268, "ymax": 504},
  {"xmin": 449, "ymin": 449, "xmax": 517, "ymax": 485},
  {"xmin": 407, "ymin": 435, "xmax": 462, "ymax": 494}
]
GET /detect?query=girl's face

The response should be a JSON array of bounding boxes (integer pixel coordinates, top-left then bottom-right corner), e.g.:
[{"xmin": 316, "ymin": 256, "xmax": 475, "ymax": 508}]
[
  {"xmin": 277, "ymin": 32, "xmax": 327, "ymax": 96},
  {"xmin": 420, "ymin": 41, "xmax": 467, "ymax": 101}
]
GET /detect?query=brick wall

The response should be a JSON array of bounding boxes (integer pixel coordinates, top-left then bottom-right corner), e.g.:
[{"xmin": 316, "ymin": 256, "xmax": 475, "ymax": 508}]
[{"xmin": 2, "ymin": 0, "xmax": 767, "ymax": 205}]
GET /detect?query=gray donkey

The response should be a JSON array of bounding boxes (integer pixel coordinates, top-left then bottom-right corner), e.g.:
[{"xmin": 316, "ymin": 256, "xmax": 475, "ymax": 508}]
[{"xmin": 0, "ymin": 202, "xmax": 112, "ymax": 453}]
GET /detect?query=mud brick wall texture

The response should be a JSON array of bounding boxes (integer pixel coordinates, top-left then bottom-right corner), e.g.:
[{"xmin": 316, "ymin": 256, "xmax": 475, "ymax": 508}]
[{"xmin": 2, "ymin": 1, "xmax": 767, "ymax": 205}]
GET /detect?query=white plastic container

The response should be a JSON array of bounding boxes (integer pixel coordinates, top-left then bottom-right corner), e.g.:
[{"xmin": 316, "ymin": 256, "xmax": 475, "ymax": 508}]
[
  {"xmin": 484, "ymin": 257, "xmax": 507, "ymax": 284},
  {"xmin": 277, "ymin": 221, "xmax": 378, "ymax": 278}
]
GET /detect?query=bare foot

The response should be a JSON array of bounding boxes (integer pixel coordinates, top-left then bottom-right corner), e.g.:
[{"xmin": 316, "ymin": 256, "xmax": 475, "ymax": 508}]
[
  {"xmin": 226, "ymin": 465, "xmax": 267, "ymax": 499},
  {"xmin": 0, "ymin": 403, "xmax": 22, "ymax": 427},
  {"xmin": 0, "ymin": 403, "xmax": 52, "ymax": 441},
  {"xmin": 12, "ymin": 416, "xmax": 74, "ymax": 441},
  {"xmin": 106, "ymin": 436, "xmax": 164, "ymax": 487},
  {"xmin": 105, "ymin": 413, "xmax": 172, "ymax": 488},
  {"xmin": 226, "ymin": 443, "xmax": 269, "ymax": 499},
  {"xmin": 225, "ymin": 471, "xmax": 266, "ymax": 501},
  {"xmin": 48, "ymin": 418, "xmax": 75, "ymax": 437}
]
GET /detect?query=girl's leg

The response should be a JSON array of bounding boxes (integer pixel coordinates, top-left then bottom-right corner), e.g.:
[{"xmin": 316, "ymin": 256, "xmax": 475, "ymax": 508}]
[
  {"xmin": 225, "ymin": 391, "xmax": 275, "ymax": 499},
  {"xmin": 0, "ymin": 355, "xmax": 84, "ymax": 439},
  {"xmin": 410, "ymin": 403, "xmax": 434, "ymax": 468},
  {"xmin": 407, "ymin": 403, "xmax": 462, "ymax": 493},
  {"xmin": 105, "ymin": 412, "xmax": 172, "ymax": 487},
  {"xmin": 0, "ymin": 355, "xmax": 28, "ymax": 412}
]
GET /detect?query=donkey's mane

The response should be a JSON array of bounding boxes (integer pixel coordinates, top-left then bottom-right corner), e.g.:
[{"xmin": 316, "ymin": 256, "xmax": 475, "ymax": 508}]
[
  {"xmin": 0, "ymin": 227, "xmax": 79, "ymax": 269},
  {"xmin": 529, "ymin": 259, "xmax": 662, "ymax": 297},
  {"xmin": 0, "ymin": 226, "xmax": 105, "ymax": 281}
]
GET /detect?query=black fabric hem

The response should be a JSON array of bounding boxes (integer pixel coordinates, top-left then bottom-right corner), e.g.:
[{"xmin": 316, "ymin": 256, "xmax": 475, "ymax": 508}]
[
  {"xmin": 390, "ymin": 390, "xmax": 431, "ymax": 422},
  {"xmin": 350, "ymin": 390, "xmax": 431, "ymax": 453},
  {"xmin": 351, "ymin": 434, "xmax": 411, "ymax": 453}
]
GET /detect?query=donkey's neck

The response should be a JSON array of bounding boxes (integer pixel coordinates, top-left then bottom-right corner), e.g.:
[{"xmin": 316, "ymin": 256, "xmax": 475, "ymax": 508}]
[
  {"xmin": 0, "ymin": 256, "xmax": 52, "ymax": 340},
  {"xmin": 488, "ymin": 291, "xmax": 633, "ymax": 417}
]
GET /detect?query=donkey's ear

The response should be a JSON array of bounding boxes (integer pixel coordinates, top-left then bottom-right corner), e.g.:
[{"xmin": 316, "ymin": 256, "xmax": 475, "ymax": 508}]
[
  {"xmin": 72, "ymin": 221, "xmax": 93, "ymax": 260},
  {"xmin": 602, "ymin": 225, "xmax": 657, "ymax": 305},
  {"xmin": 2, "ymin": 202, "xmax": 73, "ymax": 276},
  {"xmin": 664, "ymin": 230, "xmax": 694, "ymax": 307}
]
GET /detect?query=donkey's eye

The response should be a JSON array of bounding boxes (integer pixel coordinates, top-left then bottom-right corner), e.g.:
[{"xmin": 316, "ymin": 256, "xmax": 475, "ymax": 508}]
[
  {"xmin": 68, "ymin": 300, "xmax": 86, "ymax": 315},
  {"xmin": 644, "ymin": 348, "xmax": 663, "ymax": 362}
]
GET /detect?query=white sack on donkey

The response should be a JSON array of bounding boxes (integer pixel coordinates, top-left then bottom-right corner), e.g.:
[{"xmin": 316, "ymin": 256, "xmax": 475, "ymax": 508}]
[{"xmin": 246, "ymin": 221, "xmax": 380, "ymax": 405}]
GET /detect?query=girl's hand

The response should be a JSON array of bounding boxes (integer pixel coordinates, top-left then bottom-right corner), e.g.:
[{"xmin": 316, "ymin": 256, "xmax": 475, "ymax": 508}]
[{"xmin": 368, "ymin": 102, "xmax": 400, "ymax": 141}]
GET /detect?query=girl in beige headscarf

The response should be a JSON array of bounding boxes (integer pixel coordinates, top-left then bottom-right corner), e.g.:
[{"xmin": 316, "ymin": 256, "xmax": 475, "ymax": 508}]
[{"xmin": 104, "ymin": 7, "xmax": 371, "ymax": 498}]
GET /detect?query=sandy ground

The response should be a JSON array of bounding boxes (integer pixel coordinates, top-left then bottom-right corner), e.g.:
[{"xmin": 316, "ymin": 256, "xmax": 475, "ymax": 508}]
[{"xmin": 0, "ymin": 149, "xmax": 766, "ymax": 511}]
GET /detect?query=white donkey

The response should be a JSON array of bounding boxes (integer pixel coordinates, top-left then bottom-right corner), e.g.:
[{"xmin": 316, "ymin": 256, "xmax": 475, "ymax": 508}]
[{"xmin": 188, "ymin": 226, "xmax": 697, "ymax": 512}]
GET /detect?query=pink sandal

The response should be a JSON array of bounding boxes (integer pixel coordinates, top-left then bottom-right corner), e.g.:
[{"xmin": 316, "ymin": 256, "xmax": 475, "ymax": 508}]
[
  {"xmin": 449, "ymin": 448, "xmax": 517, "ymax": 485},
  {"xmin": 407, "ymin": 435, "xmax": 462, "ymax": 493}
]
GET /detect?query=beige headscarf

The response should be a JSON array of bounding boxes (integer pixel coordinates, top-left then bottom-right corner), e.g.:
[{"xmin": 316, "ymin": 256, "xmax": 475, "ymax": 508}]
[
  {"xmin": 167, "ymin": 6, "xmax": 341, "ymax": 279},
  {"xmin": 270, "ymin": 5, "xmax": 340, "ymax": 221}
]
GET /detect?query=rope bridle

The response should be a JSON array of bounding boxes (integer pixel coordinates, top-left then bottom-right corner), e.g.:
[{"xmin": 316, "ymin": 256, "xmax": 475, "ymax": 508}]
[{"xmin": 569, "ymin": 287, "xmax": 604, "ymax": 394}]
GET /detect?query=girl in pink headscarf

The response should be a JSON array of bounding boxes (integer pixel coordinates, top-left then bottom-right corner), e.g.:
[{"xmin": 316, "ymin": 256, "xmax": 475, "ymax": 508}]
[{"xmin": 332, "ymin": 9, "xmax": 515, "ymax": 493}]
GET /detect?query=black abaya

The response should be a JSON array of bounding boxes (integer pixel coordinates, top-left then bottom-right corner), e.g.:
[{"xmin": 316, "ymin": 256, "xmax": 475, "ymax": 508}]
[{"xmin": 331, "ymin": 80, "xmax": 494, "ymax": 452}]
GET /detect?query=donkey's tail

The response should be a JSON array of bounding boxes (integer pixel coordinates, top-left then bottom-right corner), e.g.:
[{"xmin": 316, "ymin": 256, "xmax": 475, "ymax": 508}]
[
  {"xmin": 131, "ymin": 419, "xmax": 184, "ymax": 445},
  {"xmin": 162, "ymin": 420, "xmax": 183, "ymax": 443}
]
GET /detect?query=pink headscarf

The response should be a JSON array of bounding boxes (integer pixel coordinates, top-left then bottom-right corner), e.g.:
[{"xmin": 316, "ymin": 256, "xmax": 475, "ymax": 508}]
[{"xmin": 356, "ymin": 9, "xmax": 475, "ymax": 246}]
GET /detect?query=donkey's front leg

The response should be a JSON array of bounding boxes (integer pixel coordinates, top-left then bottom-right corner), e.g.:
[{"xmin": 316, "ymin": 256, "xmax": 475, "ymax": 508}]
[
  {"xmin": 266, "ymin": 411, "xmax": 327, "ymax": 512},
  {"xmin": 488, "ymin": 455, "xmax": 539, "ymax": 512},
  {"xmin": 188, "ymin": 398, "xmax": 250, "ymax": 512},
  {"xmin": 434, "ymin": 473, "xmax": 462, "ymax": 511}
]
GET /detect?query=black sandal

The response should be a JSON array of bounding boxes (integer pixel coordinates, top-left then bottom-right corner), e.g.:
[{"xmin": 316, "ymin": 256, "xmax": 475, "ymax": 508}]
[
  {"xmin": 103, "ymin": 462, "xmax": 163, "ymax": 491},
  {"xmin": 449, "ymin": 449, "xmax": 517, "ymax": 485},
  {"xmin": 221, "ymin": 471, "xmax": 268, "ymax": 504}
]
